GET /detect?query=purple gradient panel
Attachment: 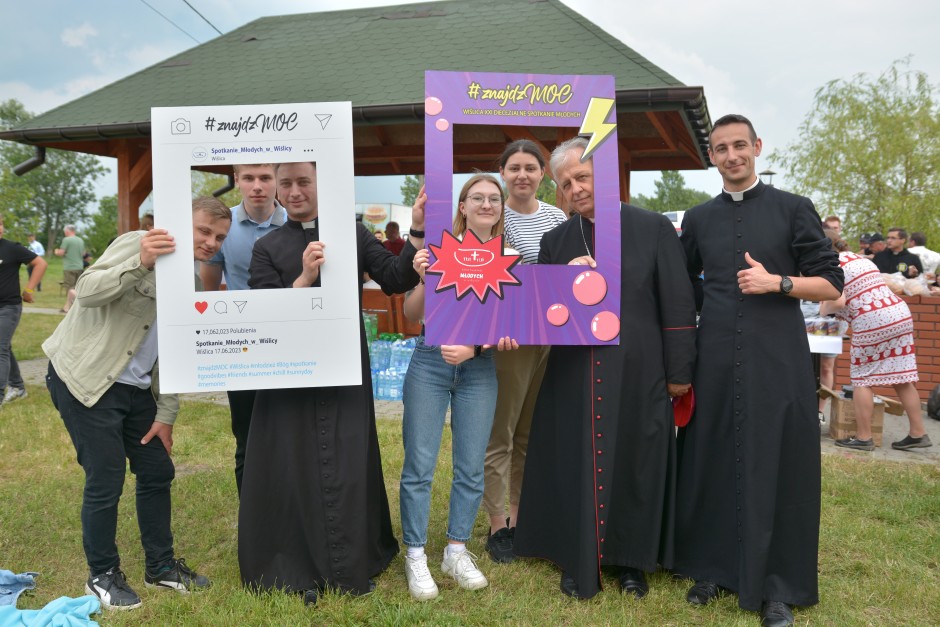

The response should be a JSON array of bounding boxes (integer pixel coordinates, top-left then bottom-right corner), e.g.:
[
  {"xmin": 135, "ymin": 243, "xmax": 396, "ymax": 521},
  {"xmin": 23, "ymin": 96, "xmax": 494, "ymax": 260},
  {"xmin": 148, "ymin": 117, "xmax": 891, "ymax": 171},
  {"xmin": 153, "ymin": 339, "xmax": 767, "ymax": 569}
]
[{"xmin": 423, "ymin": 70, "xmax": 621, "ymax": 346}]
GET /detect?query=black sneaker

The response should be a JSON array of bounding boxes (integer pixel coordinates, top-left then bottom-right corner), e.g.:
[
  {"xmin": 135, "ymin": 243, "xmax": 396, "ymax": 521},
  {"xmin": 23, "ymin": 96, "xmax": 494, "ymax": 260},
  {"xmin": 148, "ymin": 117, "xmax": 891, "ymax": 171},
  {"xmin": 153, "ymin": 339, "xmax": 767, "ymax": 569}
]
[
  {"xmin": 835, "ymin": 436, "xmax": 875, "ymax": 451},
  {"xmin": 86, "ymin": 567, "xmax": 142, "ymax": 610},
  {"xmin": 144, "ymin": 558, "xmax": 211, "ymax": 594},
  {"xmin": 891, "ymin": 433, "xmax": 933, "ymax": 450},
  {"xmin": 486, "ymin": 527, "xmax": 514, "ymax": 563}
]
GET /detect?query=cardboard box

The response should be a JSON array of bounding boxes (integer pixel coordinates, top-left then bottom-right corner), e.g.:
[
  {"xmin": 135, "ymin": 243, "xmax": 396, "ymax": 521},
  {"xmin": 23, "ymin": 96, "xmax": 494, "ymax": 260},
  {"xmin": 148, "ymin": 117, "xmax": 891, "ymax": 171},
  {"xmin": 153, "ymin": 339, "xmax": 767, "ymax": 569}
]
[{"xmin": 819, "ymin": 386, "xmax": 885, "ymax": 446}]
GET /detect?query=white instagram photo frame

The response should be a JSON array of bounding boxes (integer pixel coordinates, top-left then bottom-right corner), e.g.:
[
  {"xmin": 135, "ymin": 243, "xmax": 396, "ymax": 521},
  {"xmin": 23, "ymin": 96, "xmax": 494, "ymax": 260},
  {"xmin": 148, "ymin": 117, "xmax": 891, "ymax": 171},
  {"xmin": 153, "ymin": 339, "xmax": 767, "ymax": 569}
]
[{"xmin": 152, "ymin": 102, "xmax": 361, "ymax": 393}]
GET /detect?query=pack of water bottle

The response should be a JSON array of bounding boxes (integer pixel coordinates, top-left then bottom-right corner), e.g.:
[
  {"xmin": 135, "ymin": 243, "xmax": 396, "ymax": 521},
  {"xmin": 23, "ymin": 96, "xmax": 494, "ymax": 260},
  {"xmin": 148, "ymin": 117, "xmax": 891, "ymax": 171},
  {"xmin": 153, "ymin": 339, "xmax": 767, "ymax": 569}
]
[{"xmin": 370, "ymin": 337, "xmax": 416, "ymax": 401}]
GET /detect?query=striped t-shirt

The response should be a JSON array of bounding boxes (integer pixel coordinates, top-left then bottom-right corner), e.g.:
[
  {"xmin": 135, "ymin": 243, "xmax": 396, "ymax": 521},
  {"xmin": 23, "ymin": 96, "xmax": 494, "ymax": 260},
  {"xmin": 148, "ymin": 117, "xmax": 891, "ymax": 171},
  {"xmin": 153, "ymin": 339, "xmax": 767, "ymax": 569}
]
[{"xmin": 503, "ymin": 200, "xmax": 568, "ymax": 264}]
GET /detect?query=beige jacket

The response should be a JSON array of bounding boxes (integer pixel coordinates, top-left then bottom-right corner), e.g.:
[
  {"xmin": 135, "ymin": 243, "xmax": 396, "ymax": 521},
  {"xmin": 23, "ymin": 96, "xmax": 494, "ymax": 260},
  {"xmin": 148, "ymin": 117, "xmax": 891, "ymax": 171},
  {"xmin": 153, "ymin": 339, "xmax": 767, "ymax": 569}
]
[{"xmin": 42, "ymin": 231, "xmax": 179, "ymax": 425}]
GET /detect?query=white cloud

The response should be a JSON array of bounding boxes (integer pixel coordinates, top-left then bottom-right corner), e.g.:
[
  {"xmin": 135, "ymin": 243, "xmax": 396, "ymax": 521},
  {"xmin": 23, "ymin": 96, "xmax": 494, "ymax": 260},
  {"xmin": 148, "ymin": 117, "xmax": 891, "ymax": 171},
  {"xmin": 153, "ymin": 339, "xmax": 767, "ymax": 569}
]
[{"xmin": 61, "ymin": 22, "xmax": 98, "ymax": 47}]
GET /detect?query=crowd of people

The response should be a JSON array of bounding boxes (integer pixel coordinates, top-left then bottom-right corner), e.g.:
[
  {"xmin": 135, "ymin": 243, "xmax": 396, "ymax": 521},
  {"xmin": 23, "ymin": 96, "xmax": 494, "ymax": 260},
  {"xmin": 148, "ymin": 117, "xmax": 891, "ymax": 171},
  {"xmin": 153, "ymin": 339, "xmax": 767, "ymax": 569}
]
[{"xmin": 2, "ymin": 113, "xmax": 931, "ymax": 627}]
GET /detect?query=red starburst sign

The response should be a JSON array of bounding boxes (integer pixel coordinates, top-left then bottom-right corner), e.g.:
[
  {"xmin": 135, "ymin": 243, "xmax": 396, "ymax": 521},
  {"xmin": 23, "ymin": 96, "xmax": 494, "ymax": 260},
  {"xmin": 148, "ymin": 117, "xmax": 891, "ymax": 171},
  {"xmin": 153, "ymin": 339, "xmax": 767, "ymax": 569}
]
[{"xmin": 427, "ymin": 230, "xmax": 521, "ymax": 303}]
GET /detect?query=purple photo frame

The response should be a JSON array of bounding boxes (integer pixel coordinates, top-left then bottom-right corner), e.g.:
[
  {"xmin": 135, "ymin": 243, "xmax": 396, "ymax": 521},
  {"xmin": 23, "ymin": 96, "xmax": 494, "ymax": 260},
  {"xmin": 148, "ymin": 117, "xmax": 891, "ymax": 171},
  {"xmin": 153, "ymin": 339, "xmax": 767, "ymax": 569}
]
[{"xmin": 423, "ymin": 70, "xmax": 621, "ymax": 345}]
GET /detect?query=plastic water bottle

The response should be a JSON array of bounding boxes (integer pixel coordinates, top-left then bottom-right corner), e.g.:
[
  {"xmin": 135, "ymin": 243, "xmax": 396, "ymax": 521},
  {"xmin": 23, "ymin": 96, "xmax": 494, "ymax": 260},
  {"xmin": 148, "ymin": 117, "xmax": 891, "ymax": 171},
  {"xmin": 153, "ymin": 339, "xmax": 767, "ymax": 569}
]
[{"xmin": 387, "ymin": 368, "xmax": 398, "ymax": 401}]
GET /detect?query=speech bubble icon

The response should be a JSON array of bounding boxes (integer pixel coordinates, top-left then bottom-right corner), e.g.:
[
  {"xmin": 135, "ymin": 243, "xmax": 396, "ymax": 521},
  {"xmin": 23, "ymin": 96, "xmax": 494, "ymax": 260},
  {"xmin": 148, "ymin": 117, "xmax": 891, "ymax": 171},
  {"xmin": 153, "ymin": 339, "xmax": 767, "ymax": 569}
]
[{"xmin": 214, "ymin": 301, "xmax": 228, "ymax": 314}]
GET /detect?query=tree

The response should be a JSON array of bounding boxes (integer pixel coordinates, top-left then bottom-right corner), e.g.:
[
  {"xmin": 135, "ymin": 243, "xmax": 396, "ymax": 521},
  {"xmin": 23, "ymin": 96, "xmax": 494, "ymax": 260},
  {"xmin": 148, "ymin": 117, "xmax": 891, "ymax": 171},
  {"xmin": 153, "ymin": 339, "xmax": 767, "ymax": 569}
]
[
  {"xmin": 770, "ymin": 58, "xmax": 940, "ymax": 243},
  {"xmin": 536, "ymin": 175, "xmax": 557, "ymax": 207},
  {"xmin": 632, "ymin": 171, "xmax": 711, "ymax": 213},
  {"xmin": 0, "ymin": 99, "xmax": 108, "ymax": 251},
  {"xmin": 191, "ymin": 170, "xmax": 240, "ymax": 207},
  {"xmin": 400, "ymin": 175, "xmax": 421, "ymax": 206},
  {"xmin": 83, "ymin": 195, "xmax": 119, "ymax": 256}
]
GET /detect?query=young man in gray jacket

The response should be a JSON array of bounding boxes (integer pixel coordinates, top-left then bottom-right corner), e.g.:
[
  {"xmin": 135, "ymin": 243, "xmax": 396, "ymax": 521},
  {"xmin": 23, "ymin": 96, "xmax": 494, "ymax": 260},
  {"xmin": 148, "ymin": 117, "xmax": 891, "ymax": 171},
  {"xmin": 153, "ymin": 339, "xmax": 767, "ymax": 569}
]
[{"xmin": 43, "ymin": 197, "xmax": 230, "ymax": 610}]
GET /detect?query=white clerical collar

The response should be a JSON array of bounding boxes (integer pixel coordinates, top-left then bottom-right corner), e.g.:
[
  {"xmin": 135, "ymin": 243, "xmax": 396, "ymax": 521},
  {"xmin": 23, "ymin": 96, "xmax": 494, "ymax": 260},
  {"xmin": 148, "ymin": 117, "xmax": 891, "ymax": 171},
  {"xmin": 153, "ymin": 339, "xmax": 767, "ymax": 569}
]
[
  {"xmin": 723, "ymin": 177, "xmax": 760, "ymax": 202},
  {"xmin": 302, "ymin": 219, "xmax": 317, "ymax": 230}
]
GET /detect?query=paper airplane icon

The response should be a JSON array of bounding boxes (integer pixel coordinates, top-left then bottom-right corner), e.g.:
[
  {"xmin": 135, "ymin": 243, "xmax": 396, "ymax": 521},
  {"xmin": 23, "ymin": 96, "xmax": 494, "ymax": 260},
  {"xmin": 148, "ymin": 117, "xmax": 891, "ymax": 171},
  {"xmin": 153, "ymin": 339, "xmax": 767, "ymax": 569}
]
[
  {"xmin": 234, "ymin": 301, "xmax": 247, "ymax": 313},
  {"xmin": 315, "ymin": 114, "xmax": 332, "ymax": 130}
]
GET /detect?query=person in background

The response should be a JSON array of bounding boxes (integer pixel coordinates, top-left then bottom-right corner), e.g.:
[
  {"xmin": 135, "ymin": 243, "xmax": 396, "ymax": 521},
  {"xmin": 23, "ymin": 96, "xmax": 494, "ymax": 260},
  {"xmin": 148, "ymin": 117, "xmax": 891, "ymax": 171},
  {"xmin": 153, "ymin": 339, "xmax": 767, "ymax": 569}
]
[
  {"xmin": 399, "ymin": 175, "xmax": 517, "ymax": 601},
  {"xmin": 0, "ymin": 216, "xmax": 47, "ymax": 405},
  {"xmin": 820, "ymin": 232, "xmax": 932, "ymax": 452},
  {"xmin": 54, "ymin": 225, "xmax": 84, "ymax": 313},
  {"xmin": 676, "ymin": 114, "xmax": 842, "ymax": 627},
  {"xmin": 908, "ymin": 231, "xmax": 939, "ymax": 286},
  {"xmin": 200, "ymin": 163, "xmax": 285, "ymax": 496},
  {"xmin": 383, "ymin": 221, "xmax": 405, "ymax": 256},
  {"xmin": 822, "ymin": 215, "xmax": 841, "ymax": 235},
  {"xmin": 863, "ymin": 232, "xmax": 886, "ymax": 258},
  {"xmin": 483, "ymin": 139, "xmax": 567, "ymax": 564},
  {"xmin": 26, "ymin": 233, "xmax": 45, "ymax": 292},
  {"xmin": 857, "ymin": 233, "xmax": 871, "ymax": 255},
  {"xmin": 812, "ymin": 219, "xmax": 842, "ymax": 422},
  {"xmin": 42, "ymin": 199, "xmax": 228, "ymax": 610},
  {"xmin": 140, "ymin": 214, "xmax": 155, "ymax": 231},
  {"xmin": 872, "ymin": 228, "xmax": 923, "ymax": 278}
]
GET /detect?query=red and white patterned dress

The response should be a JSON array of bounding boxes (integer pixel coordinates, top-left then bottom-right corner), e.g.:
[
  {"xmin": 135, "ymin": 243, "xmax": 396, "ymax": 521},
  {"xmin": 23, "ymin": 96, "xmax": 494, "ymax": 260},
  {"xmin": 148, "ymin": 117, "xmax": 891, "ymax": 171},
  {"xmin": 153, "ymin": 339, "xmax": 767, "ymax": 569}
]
[{"xmin": 832, "ymin": 252, "xmax": 919, "ymax": 387}]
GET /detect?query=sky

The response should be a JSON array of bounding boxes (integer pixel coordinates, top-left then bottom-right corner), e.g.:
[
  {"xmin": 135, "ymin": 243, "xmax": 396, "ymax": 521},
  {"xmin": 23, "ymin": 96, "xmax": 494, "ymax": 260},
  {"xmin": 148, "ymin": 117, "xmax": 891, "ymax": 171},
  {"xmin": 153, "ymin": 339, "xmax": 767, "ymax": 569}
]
[{"xmin": 3, "ymin": 0, "xmax": 939, "ymax": 207}]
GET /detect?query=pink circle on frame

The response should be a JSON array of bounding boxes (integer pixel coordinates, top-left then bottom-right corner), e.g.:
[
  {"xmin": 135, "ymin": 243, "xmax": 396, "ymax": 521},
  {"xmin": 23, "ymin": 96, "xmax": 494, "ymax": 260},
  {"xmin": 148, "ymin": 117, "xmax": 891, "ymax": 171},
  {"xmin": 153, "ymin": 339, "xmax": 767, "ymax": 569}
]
[
  {"xmin": 546, "ymin": 304, "xmax": 570, "ymax": 326},
  {"xmin": 572, "ymin": 271, "xmax": 607, "ymax": 306},
  {"xmin": 435, "ymin": 118, "xmax": 450, "ymax": 132},
  {"xmin": 425, "ymin": 97, "xmax": 443, "ymax": 116},
  {"xmin": 591, "ymin": 311, "xmax": 620, "ymax": 341}
]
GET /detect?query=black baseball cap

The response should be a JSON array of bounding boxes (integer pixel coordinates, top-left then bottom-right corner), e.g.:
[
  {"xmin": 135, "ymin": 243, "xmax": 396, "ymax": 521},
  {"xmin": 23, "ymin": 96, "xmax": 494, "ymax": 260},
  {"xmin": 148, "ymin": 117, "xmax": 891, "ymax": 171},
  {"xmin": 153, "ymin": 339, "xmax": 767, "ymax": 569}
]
[{"xmin": 868, "ymin": 232, "xmax": 885, "ymax": 243}]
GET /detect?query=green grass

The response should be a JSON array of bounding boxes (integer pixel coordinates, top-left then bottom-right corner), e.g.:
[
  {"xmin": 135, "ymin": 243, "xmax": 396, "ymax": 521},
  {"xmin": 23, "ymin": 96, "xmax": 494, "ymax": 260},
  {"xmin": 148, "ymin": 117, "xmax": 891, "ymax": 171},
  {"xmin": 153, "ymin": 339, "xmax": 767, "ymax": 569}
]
[
  {"xmin": 20, "ymin": 254, "xmax": 72, "ymax": 311},
  {"xmin": 13, "ymin": 313, "xmax": 63, "ymax": 361},
  {"xmin": 1, "ymin": 386, "xmax": 938, "ymax": 626},
  {"xmin": 2, "ymin": 282, "xmax": 939, "ymax": 624}
]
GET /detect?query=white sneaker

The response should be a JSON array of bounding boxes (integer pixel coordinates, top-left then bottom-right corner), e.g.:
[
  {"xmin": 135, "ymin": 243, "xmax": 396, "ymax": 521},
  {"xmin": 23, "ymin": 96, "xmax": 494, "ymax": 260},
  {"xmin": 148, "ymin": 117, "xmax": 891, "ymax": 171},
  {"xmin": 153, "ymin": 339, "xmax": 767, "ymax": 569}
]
[
  {"xmin": 2, "ymin": 387, "xmax": 26, "ymax": 404},
  {"xmin": 441, "ymin": 549, "xmax": 488, "ymax": 590},
  {"xmin": 404, "ymin": 553, "xmax": 439, "ymax": 601}
]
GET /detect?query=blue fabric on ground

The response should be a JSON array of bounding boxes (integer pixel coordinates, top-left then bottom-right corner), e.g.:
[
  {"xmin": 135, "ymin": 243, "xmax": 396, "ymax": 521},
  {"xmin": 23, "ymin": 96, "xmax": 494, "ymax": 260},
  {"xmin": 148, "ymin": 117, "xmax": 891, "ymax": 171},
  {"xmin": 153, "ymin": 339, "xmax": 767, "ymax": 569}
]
[
  {"xmin": 0, "ymin": 571, "xmax": 39, "ymax": 607},
  {"xmin": 0, "ymin": 595, "xmax": 100, "ymax": 626}
]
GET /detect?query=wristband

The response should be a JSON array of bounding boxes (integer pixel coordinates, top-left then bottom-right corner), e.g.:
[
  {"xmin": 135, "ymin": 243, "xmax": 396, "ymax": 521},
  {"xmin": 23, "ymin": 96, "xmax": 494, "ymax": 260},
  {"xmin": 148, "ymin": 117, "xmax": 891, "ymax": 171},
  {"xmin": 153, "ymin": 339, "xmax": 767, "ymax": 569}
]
[
  {"xmin": 474, "ymin": 345, "xmax": 482, "ymax": 358},
  {"xmin": 409, "ymin": 227, "xmax": 425, "ymax": 238},
  {"xmin": 23, "ymin": 288, "xmax": 34, "ymax": 294}
]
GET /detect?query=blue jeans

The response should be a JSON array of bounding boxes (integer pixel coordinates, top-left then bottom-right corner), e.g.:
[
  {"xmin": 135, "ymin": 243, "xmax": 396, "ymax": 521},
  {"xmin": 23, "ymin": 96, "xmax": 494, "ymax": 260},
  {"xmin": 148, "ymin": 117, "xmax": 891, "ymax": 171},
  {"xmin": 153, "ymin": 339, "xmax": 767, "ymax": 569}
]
[
  {"xmin": 0, "ymin": 304, "xmax": 24, "ymax": 392},
  {"xmin": 400, "ymin": 338, "xmax": 497, "ymax": 546}
]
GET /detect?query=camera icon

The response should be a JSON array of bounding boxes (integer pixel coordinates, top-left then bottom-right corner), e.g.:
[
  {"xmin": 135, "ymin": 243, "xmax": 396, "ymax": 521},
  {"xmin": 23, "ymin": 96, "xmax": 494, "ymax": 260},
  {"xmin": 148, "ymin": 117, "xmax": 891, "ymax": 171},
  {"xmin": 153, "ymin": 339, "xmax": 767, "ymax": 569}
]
[{"xmin": 170, "ymin": 118, "xmax": 191, "ymax": 135}]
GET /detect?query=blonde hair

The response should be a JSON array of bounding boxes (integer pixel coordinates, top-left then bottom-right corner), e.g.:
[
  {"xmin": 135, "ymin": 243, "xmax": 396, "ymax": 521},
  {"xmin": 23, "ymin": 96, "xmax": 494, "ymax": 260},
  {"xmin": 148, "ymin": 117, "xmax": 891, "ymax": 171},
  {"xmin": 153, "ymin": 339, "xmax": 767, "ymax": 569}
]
[
  {"xmin": 453, "ymin": 173, "xmax": 505, "ymax": 239},
  {"xmin": 192, "ymin": 196, "xmax": 231, "ymax": 222}
]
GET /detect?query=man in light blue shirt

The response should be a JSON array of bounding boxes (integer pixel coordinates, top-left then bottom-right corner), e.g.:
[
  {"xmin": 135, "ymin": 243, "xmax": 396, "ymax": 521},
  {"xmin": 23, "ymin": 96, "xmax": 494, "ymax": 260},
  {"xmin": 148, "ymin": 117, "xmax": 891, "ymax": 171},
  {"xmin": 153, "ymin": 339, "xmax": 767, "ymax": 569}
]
[{"xmin": 199, "ymin": 163, "xmax": 285, "ymax": 495}]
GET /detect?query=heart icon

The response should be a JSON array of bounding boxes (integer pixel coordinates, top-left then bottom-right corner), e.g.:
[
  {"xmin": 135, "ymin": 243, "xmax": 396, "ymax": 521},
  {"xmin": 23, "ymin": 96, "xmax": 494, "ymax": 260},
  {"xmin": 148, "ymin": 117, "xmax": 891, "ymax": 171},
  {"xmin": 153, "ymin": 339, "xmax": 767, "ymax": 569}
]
[{"xmin": 195, "ymin": 301, "xmax": 208, "ymax": 314}]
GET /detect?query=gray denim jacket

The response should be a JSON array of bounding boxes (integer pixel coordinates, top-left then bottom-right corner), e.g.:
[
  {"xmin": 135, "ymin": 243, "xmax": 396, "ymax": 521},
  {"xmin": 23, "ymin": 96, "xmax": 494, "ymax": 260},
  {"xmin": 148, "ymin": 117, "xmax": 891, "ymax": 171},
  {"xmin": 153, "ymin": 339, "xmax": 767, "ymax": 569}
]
[{"xmin": 42, "ymin": 231, "xmax": 179, "ymax": 425}]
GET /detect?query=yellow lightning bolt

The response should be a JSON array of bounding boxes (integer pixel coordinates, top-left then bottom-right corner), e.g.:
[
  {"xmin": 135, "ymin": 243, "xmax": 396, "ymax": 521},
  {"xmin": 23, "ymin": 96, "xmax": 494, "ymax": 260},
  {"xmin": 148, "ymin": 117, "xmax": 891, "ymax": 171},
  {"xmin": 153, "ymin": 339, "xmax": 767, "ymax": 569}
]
[{"xmin": 579, "ymin": 97, "xmax": 616, "ymax": 161}]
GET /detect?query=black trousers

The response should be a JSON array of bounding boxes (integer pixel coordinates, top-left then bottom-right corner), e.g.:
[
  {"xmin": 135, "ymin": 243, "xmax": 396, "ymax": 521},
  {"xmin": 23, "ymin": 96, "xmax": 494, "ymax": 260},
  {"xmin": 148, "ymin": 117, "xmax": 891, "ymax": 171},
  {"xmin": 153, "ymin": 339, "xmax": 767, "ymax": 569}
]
[
  {"xmin": 228, "ymin": 389, "xmax": 256, "ymax": 496},
  {"xmin": 47, "ymin": 364, "xmax": 175, "ymax": 574}
]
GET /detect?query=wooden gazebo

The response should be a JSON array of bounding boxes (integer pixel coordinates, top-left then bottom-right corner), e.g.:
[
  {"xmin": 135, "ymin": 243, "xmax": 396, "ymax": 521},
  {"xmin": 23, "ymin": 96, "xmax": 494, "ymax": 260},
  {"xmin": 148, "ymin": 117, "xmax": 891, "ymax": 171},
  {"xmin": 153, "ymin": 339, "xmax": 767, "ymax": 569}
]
[{"xmin": 0, "ymin": 0, "xmax": 712, "ymax": 233}]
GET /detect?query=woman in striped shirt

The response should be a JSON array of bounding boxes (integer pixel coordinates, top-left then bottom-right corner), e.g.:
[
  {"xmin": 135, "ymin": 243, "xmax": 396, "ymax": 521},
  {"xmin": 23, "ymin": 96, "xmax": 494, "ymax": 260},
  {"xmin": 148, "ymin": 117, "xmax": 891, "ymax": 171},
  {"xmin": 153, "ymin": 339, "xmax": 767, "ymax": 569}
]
[{"xmin": 483, "ymin": 140, "xmax": 568, "ymax": 563}]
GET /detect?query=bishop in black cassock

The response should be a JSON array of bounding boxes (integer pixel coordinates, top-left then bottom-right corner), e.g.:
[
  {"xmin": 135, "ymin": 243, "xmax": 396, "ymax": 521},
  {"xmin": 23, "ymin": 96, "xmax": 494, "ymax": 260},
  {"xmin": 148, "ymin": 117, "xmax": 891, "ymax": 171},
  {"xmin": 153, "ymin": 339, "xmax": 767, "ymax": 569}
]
[{"xmin": 514, "ymin": 138, "xmax": 697, "ymax": 600}]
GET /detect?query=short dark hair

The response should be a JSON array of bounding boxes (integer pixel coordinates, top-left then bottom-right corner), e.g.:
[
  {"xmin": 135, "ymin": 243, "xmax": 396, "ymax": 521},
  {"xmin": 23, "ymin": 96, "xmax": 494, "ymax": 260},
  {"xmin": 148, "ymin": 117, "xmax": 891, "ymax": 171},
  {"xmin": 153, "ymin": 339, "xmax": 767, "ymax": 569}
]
[
  {"xmin": 274, "ymin": 161, "xmax": 316, "ymax": 173},
  {"xmin": 910, "ymin": 231, "xmax": 928, "ymax": 246},
  {"xmin": 888, "ymin": 227, "xmax": 908, "ymax": 241},
  {"xmin": 499, "ymin": 139, "xmax": 546, "ymax": 170},
  {"xmin": 709, "ymin": 114, "xmax": 757, "ymax": 148},
  {"xmin": 233, "ymin": 163, "xmax": 276, "ymax": 176}
]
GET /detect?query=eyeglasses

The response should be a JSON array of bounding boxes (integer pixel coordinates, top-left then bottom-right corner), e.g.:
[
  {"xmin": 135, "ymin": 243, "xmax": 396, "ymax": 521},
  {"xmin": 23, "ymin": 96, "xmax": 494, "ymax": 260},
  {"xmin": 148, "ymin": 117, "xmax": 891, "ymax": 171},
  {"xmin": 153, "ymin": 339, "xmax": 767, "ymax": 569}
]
[
  {"xmin": 465, "ymin": 194, "xmax": 503, "ymax": 207},
  {"xmin": 886, "ymin": 236, "xmax": 902, "ymax": 240}
]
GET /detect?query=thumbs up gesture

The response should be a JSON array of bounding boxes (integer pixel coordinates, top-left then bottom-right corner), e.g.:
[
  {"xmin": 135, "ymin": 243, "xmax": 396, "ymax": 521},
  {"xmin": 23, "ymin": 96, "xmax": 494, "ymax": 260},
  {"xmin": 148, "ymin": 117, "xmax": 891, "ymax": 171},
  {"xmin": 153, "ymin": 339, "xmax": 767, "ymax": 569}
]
[{"xmin": 737, "ymin": 252, "xmax": 780, "ymax": 294}]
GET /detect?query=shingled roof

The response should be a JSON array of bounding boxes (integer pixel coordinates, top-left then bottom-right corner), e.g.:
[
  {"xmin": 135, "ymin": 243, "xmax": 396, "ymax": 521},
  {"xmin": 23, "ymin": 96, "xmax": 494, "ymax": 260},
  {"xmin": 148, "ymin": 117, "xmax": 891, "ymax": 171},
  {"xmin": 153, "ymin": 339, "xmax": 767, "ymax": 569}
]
[{"xmin": 3, "ymin": 0, "xmax": 706, "ymax": 154}]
